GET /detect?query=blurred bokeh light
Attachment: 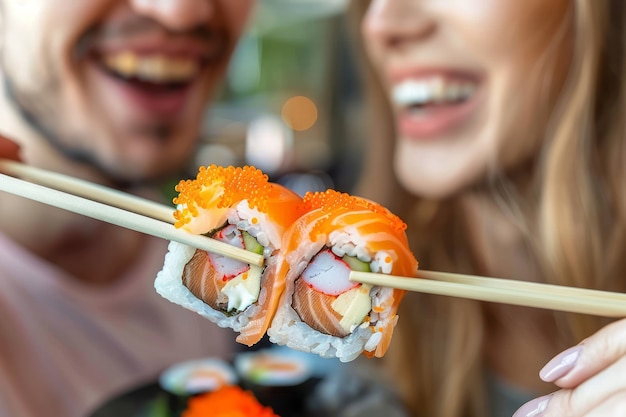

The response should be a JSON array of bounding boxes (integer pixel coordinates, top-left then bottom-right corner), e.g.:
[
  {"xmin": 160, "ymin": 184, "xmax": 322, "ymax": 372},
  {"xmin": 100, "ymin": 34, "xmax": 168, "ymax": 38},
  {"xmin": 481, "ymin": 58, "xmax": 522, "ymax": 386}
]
[
  {"xmin": 281, "ymin": 96, "xmax": 318, "ymax": 132},
  {"xmin": 245, "ymin": 115, "xmax": 292, "ymax": 174}
]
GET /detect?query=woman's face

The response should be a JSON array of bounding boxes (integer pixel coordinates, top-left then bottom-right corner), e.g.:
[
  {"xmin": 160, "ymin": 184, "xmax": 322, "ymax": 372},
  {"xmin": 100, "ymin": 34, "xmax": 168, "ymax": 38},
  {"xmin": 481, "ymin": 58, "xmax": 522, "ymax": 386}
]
[{"xmin": 362, "ymin": 0, "xmax": 572, "ymax": 198}]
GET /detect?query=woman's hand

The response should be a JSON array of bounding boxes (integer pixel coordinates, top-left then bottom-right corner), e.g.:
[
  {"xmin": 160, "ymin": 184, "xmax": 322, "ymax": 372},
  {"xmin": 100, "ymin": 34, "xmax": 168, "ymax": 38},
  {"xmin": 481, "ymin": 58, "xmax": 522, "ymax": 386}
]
[
  {"xmin": 513, "ymin": 319, "xmax": 626, "ymax": 416},
  {"xmin": 0, "ymin": 135, "xmax": 21, "ymax": 161}
]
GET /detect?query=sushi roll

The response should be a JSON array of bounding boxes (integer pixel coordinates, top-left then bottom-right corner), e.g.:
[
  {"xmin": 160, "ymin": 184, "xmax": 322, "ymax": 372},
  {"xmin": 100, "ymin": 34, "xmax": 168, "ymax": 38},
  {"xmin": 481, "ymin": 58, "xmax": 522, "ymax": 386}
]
[
  {"xmin": 234, "ymin": 347, "xmax": 317, "ymax": 416},
  {"xmin": 155, "ymin": 165, "xmax": 306, "ymax": 346},
  {"xmin": 267, "ymin": 190, "xmax": 418, "ymax": 362},
  {"xmin": 159, "ymin": 358, "xmax": 239, "ymax": 396}
]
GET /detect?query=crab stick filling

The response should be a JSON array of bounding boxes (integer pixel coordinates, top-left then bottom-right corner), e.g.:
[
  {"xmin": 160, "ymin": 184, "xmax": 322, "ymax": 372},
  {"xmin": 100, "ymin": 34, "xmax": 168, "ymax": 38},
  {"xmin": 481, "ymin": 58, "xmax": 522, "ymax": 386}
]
[
  {"xmin": 292, "ymin": 242, "xmax": 393, "ymax": 337},
  {"xmin": 183, "ymin": 224, "xmax": 264, "ymax": 314}
]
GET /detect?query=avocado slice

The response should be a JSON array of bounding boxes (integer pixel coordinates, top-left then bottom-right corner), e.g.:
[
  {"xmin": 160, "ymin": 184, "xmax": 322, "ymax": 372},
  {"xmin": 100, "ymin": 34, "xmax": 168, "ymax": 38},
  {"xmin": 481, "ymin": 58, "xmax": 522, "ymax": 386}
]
[
  {"xmin": 242, "ymin": 231, "xmax": 264, "ymax": 255},
  {"xmin": 342, "ymin": 255, "xmax": 371, "ymax": 272}
]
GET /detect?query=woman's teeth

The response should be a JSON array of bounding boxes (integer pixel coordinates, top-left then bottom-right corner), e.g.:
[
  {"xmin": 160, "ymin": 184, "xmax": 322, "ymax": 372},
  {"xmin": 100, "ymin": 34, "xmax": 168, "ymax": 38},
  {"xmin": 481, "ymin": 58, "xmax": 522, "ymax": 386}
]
[
  {"xmin": 392, "ymin": 77, "xmax": 477, "ymax": 108},
  {"xmin": 102, "ymin": 51, "xmax": 199, "ymax": 83}
]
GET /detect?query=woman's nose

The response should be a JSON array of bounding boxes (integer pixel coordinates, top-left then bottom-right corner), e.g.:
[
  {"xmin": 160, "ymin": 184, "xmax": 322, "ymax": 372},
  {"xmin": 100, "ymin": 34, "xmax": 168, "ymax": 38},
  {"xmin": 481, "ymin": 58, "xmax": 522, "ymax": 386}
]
[
  {"xmin": 129, "ymin": 0, "xmax": 215, "ymax": 32},
  {"xmin": 362, "ymin": 0, "xmax": 435, "ymax": 48}
]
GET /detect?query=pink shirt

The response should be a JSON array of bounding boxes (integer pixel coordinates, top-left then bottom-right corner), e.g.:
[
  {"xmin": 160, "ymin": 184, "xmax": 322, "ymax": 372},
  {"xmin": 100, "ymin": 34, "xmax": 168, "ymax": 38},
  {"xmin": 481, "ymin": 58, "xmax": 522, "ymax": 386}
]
[{"xmin": 0, "ymin": 232, "xmax": 236, "ymax": 417}]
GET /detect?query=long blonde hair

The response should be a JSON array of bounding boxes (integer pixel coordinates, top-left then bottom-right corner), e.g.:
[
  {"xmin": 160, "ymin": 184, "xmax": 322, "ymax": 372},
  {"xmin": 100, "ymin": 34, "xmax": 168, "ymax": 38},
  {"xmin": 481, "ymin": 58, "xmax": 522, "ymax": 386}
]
[{"xmin": 350, "ymin": 1, "xmax": 626, "ymax": 416}]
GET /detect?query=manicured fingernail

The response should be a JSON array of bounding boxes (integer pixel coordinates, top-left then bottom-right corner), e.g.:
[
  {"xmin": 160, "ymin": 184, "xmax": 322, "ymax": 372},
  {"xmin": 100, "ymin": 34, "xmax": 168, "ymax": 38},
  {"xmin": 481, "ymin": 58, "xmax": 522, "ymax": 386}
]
[
  {"xmin": 512, "ymin": 394, "xmax": 553, "ymax": 417},
  {"xmin": 539, "ymin": 345, "xmax": 583, "ymax": 382}
]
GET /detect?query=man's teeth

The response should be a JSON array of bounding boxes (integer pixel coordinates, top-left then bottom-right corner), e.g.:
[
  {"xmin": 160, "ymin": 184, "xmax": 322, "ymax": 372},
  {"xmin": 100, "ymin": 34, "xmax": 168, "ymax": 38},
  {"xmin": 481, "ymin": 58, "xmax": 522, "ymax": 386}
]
[
  {"xmin": 392, "ymin": 77, "xmax": 477, "ymax": 107},
  {"xmin": 103, "ymin": 51, "xmax": 199, "ymax": 83}
]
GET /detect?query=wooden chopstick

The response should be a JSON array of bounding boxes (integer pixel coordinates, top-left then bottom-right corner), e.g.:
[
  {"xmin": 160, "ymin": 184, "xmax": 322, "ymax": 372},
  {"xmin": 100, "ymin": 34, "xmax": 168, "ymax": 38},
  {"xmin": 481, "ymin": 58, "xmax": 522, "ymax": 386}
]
[
  {"xmin": 0, "ymin": 158, "xmax": 174, "ymax": 223},
  {"xmin": 417, "ymin": 270, "xmax": 626, "ymax": 301},
  {"xmin": 0, "ymin": 172, "xmax": 264, "ymax": 267},
  {"xmin": 350, "ymin": 271, "xmax": 626, "ymax": 317},
  {"xmin": 0, "ymin": 159, "xmax": 263, "ymax": 266}
]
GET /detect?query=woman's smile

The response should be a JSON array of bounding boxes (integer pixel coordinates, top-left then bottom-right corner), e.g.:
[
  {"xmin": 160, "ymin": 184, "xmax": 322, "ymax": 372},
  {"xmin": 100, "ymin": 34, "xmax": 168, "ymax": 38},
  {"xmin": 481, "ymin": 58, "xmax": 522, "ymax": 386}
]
[
  {"xmin": 362, "ymin": 0, "xmax": 571, "ymax": 197},
  {"xmin": 389, "ymin": 69, "xmax": 484, "ymax": 139}
]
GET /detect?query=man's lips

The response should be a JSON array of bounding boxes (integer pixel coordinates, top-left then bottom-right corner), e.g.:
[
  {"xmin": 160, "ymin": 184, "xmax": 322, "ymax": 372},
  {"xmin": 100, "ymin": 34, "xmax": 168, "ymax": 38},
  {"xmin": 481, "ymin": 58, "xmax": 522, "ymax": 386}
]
[
  {"xmin": 84, "ymin": 33, "xmax": 224, "ymax": 118},
  {"xmin": 77, "ymin": 12, "xmax": 228, "ymax": 59},
  {"xmin": 92, "ymin": 59, "xmax": 199, "ymax": 117},
  {"xmin": 78, "ymin": 13, "xmax": 229, "ymax": 84},
  {"xmin": 87, "ymin": 46, "xmax": 210, "ymax": 118}
]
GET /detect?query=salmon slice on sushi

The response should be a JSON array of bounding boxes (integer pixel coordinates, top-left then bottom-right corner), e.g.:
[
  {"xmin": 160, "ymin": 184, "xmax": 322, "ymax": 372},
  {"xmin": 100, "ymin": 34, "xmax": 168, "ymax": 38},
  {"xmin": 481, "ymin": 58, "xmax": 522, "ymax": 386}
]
[
  {"xmin": 155, "ymin": 165, "xmax": 306, "ymax": 346},
  {"xmin": 267, "ymin": 189, "xmax": 418, "ymax": 362}
]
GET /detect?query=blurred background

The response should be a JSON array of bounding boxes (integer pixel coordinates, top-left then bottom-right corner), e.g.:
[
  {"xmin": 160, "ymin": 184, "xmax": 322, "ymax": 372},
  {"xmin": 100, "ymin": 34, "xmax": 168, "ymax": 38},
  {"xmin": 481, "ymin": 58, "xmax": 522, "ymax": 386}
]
[{"xmin": 191, "ymin": 0, "xmax": 364, "ymax": 196}]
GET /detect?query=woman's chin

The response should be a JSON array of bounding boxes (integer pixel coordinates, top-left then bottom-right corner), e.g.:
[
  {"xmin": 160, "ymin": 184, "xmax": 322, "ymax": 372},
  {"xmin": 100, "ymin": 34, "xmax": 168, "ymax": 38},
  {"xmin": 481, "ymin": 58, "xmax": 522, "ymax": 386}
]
[
  {"xmin": 397, "ymin": 177, "xmax": 462, "ymax": 200},
  {"xmin": 393, "ymin": 135, "xmax": 490, "ymax": 199},
  {"xmin": 394, "ymin": 160, "xmax": 480, "ymax": 200}
]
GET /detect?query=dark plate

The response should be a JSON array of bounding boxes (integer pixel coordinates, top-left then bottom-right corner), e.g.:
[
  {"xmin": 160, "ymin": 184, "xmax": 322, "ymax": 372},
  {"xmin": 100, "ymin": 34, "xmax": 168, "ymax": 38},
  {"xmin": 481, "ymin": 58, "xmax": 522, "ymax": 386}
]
[
  {"xmin": 88, "ymin": 382, "xmax": 181, "ymax": 417},
  {"xmin": 88, "ymin": 379, "xmax": 319, "ymax": 417},
  {"xmin": 87, "ymin": 349, "xmax": 405, "ymax": 417}
]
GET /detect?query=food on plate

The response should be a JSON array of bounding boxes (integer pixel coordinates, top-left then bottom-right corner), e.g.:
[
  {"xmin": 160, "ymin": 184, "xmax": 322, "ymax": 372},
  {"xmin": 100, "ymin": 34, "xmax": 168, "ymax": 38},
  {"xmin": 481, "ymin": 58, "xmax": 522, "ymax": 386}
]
[
  {"xmin": 234, "ymin": 347, "xmax": 317, "ymax": 416},
  {"xmin": 267, "ymin": 189, "xmax": 419, "ymax": 362},
  {"xmin": 159, "ymin": 358, "xmax": 238, "ymax": 396},
  {"xmin": 155, "ymin": 165, "xmax": 306, "ymax": 346},
  {"xmin": 234, "ymin": 348, "xmax": 312, "ymax": 387}
]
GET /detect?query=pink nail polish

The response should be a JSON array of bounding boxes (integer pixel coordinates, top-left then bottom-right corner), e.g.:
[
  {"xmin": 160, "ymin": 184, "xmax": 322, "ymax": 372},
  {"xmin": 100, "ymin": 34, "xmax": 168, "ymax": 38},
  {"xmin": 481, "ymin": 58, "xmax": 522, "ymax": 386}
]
[
  {"xmin": 512, "ymin": 394, "xmax": 552, "ymax": 417},
  {"xmin": 539, "ymin": 345, "xmax": 583, "ymax": 382}
]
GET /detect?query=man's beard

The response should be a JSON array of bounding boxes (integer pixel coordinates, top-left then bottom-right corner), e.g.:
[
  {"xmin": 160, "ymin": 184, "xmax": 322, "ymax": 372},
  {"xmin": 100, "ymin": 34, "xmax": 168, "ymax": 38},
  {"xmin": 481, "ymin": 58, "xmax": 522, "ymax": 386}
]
[
  {"xmin": 4, "ymin": 76, "xmax": 128, "ymax": 183},
  {"xmin": 4, "ymin": 75, "xmax": 192, "ymax": 187},
  {"xmin": 5, "ymin": 77, "xmax": 91, "ymax": 160}
]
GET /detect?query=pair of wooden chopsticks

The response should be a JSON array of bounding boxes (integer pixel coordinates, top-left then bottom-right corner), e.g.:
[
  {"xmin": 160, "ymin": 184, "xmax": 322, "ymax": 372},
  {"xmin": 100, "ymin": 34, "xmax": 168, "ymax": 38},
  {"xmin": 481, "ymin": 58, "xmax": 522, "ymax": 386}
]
[
  {"xmin": 0, "ymin": 159, "xmax": 264, "ymax": 267},
  {"xmin": 2, "ymin": 159, "xmax": 625, "ymax": 317}
]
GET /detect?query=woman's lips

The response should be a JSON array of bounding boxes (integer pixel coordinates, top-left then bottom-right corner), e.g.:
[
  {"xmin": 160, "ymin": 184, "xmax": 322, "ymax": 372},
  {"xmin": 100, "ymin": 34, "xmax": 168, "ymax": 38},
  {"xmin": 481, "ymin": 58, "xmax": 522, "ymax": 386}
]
[
  {"xmin": 390, "ymin": 72, "xmax": 483, "ymax": 140},
  {"xmin": 396, "ymin": 95, "xmax": 482, "ymax": 140}
]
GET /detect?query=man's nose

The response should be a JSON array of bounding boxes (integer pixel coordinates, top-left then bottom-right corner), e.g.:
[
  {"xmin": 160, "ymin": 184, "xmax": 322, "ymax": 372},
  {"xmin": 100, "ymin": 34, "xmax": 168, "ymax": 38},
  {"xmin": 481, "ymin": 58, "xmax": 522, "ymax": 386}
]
[{"xmin": 129, "ymin": 0, "xmax": 214, "ymax": 31}]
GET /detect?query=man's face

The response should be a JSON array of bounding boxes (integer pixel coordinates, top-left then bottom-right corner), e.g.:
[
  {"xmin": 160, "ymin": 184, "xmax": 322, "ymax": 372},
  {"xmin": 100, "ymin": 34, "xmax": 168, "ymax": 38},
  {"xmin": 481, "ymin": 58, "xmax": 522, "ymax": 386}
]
[{"xmin": 0, "ymin": 0, "xmax": 254, "ymax": 181}]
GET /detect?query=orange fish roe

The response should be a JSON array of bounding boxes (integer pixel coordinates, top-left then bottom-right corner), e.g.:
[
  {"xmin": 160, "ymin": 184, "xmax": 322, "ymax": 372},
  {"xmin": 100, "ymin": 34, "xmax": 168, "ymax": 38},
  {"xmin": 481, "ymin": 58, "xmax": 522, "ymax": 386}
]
[
  {"xmin": 303, "ymin": 189, "xmax": 407, "ymax": 233},
  {"xmin": 173, "ymin": 165, "xmax": 273, "ymax": 228},
  {"xmin": 182, "ymin": 385, "xmax": 279, "ymax": 417}
]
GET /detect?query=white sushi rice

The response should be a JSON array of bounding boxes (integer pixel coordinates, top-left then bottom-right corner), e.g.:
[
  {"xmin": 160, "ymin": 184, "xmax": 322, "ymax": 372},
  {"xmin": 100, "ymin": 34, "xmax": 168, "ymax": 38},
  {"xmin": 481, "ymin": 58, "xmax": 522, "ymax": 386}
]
[
  {"xmin": 268, "ymin": 296, "xmax": 396, "ymax": 362},
  {"xmin": 155, "ymin": 241, "xmax": 255, "ymax": 331},
  {"xmin": 154, "ymin": 205, "xmax": 281, "ymax": 332},
  {"xmin": 267, "ymin": 230, "xmax": 399, "ymax": 362},
  {"xmin": 230, "ymin": 201, "xmax": 281, "ymax": 258}
]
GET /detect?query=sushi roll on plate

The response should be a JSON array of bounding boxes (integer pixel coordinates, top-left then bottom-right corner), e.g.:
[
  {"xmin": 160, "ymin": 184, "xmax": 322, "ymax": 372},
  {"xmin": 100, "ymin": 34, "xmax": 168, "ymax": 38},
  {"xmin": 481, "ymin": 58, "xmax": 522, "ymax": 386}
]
[
  {"xmin": 159, "ymin": 358, "xmax": 238, "ymax": 396},
  {"xmin": 234, "ymin": 346, "xmax": 319, "ymax": 416},
  {"xmin": 234, "ymin": 346, "xmax": 313, "ymax": 387}
]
